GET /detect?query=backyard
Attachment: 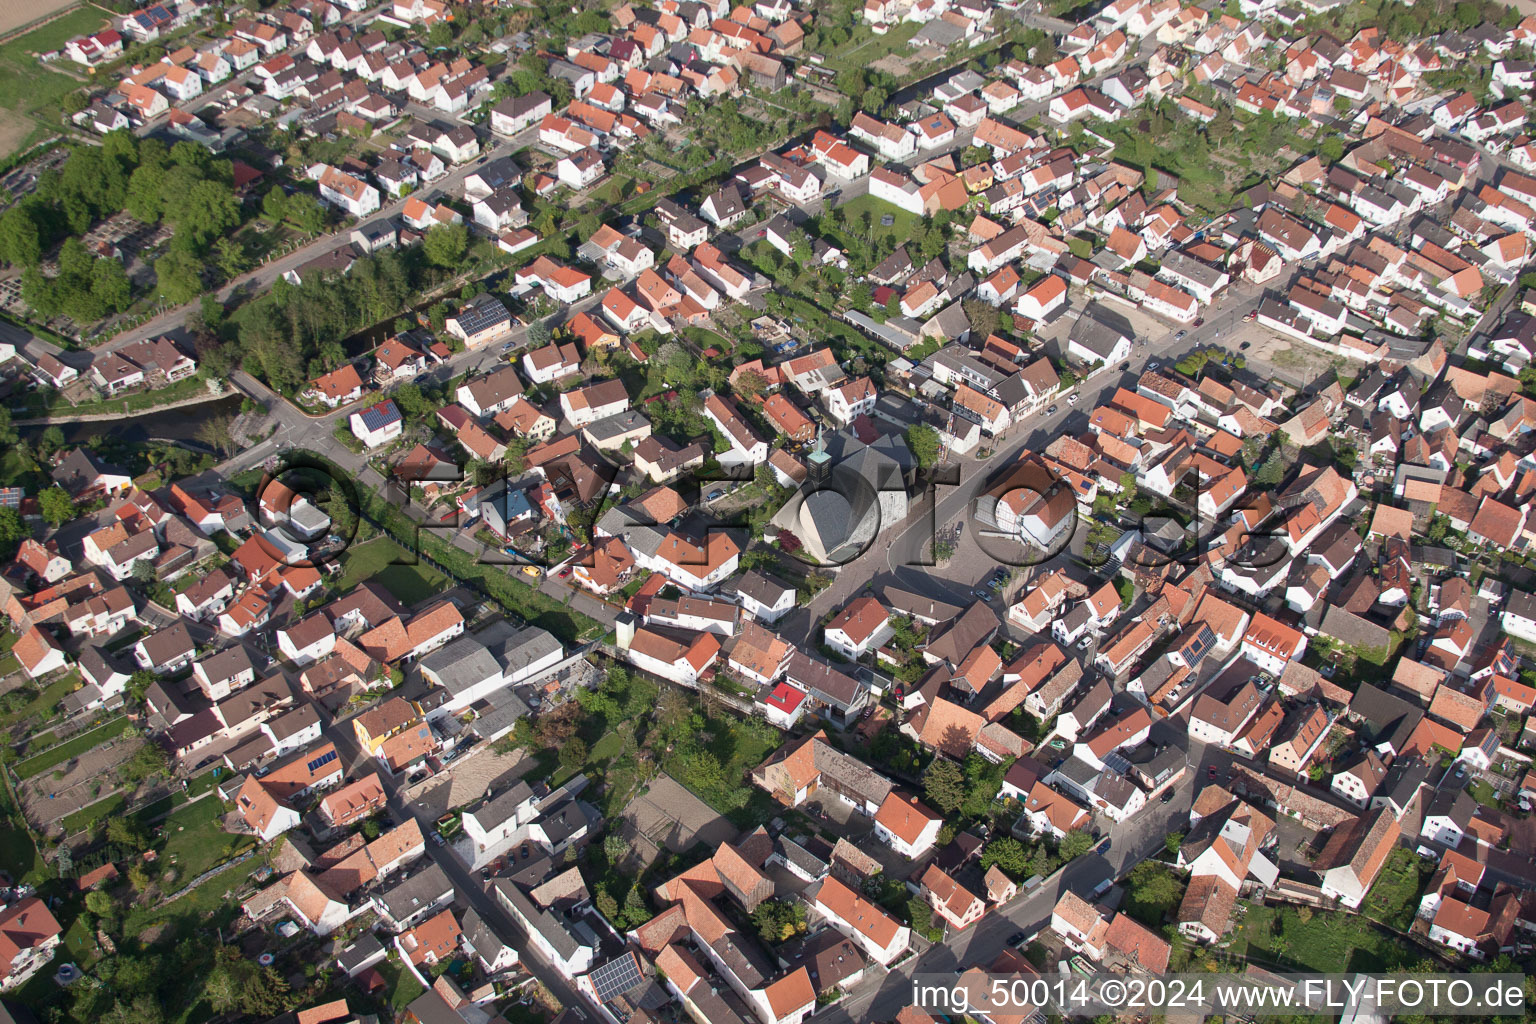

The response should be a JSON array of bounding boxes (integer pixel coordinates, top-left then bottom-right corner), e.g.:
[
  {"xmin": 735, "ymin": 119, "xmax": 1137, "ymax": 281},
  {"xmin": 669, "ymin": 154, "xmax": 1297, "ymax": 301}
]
[
  {"xmin": 335, "ymin": 537, "xmax": 453, "ymax": 607},
  {"xmin": 1226, "ymin": 903, "xmax": 1428, "ymax": 973}
]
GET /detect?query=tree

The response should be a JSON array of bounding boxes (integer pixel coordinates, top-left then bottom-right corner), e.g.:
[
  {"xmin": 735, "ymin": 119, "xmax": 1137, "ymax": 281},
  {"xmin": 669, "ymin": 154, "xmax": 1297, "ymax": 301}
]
[
  {"xmin": 196, "ymin": 414, "xmax": 236, "ymax": 457},
  {"xmin": 923, "ymin": 758, "xmax": 967, "ymax": 815},
  {"xmin": 284, "ymin": 194, "xmax": 325, "ymax": 235},
  {"xmin": 526, "ymin": 318, "xmax": 552, "ymax": 347},
  {"xmin": 980, "ymin": 837, "xmax": 1029, "ymax": 877},
  {"xmin": 107, "ymin": 816, "xmax": 149, "ymax": 851},
  {"xmin": 214, "ymin": 237, "xmax": 248, "ymax": 279},
  {"xmin": 131, "ymin": 559, "xmax": 155, "ymax": 588},
  {"xmin": 733, "ymin": 369, "xmax": 769, "ymax": 400},
  {"xmin": 155, "ymin": 250, "xmax": 203, "ymax": 304},
  {"xmin": 84, "ymin": 891, "xmax": 115, "ymax": 918},
  {"xmin": 905, "ymin": 423, "xmax": 940, "ymax": 470},
  {"xmin": 119, "ymin": 743, "xmax": 169, "ymax": 785},
  {"xmin": 964, "ymin": 298, "xmax": 1002, "ymax": 339},
  {"xmin": 1126, "ymin": 860, "xmax": 1184, "ymax": 921},
  {"xmin": 423, "ymin": 223, "xmax": 468, "ymax": 268},
  {"xmin": 427, "ymin": 20, "xmax": 453, "ymax": 47},
  {"xmin": 1164, "ymin": 831, "xmax": 1184, "ymax": 856},
  {"xmin": 0, "ymin": 204, "xmax": 43, "ymax": 267},
  {"xmin": 92, "ymin": 257, "xmax": 132, "ymax": 313},
  {"xmin": 1255, "ymin": 455, "xmax": 1286, "ymax": 486},
  {"xmin": 558, "ymin": 735, "xmax": 588, "ymax": 769},
  {"xmin": 751, "ymin": 899, "xmax": 807, "ymax": 944},
  {"xmin": 907, "ymin": 897, "xmax": 935, "ymax": 936},
  {"xmin": 206, "ymin": 948, "xmax": 290, "ymax": 1017},
  {"xmin": 1058, "ymin": 828, "xmax": 1093, "ymax": 860},
  {"xmin": 38, "ymin": 486, "xmax": 77, "ymax": 527},
  {"xmin": 0, "ymin": 508, "xmax": 25, "ymax": 560}
]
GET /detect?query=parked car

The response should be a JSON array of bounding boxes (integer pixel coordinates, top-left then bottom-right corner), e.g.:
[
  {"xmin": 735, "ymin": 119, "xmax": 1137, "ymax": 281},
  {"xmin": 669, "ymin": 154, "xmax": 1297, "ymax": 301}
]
[
  {"xmin": 1174, "ymin": 330, "xmax": 1186, "ymax": 341},
  {"xmin": 707, "ymin": 490, "xmax": 724, "ymax": 501},
  {"xmin": 1067, "ymin": 393, "xmax": 1079, "ymax": 404},
  {"xmin": 1242, "ymin": 309, "xmax": 1257, "ymax": 322},
  {"xmin": 1046, "ymin": 404, "xmax": 1058, "ymax": 415}
]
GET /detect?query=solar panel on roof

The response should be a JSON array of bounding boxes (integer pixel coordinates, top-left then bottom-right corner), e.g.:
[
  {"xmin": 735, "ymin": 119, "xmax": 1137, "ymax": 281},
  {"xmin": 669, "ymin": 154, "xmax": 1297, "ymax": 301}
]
[
  {"xmin": 589, "ymin": 952, "xmax": 643, "ymax": 1003},
  {"xmin": 306, "ymin": 749, "xmax": 338, "ymax": 773},
  {"xmin": 360, "ymin": 401, "xmax": 401, "ymax": 431},
  {"xmin": 455, "ymin": 299, "xmax": 511, "ymax": 335}
]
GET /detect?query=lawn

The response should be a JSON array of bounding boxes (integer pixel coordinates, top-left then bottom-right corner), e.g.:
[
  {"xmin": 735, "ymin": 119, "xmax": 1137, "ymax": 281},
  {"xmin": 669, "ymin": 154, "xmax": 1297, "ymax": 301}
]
[
  {"xmin": 829, "ymin": 193, "xmax": 923, "ymax": 252},
  {"xmin": 373, "ymin": 959, "xmax": 425, "ymax": 1013},
  {"xmin": 1228, "ymin": 904, "xmax": 1424, "ymax": 973},
  {"xmin": 0, "ymin": 670, "xmax": 80, "ymax": 729},
  {"xmin": 155, "ymin": 795, "xmax": 254, "ymax": 881},
  {"xmin": 0, "ymin": 7, "xmax": 104, "ymax": 160},
  {"xmin": 335, "ymin": 537, "xmax": 451, "ymax": 607},
  {"xmin": 14, "ymin": 715, "xmax": 129, "ymax": 779},
  {"xmin": 821, "ymin": 20, "xmax": 922, "ymax": 75}
]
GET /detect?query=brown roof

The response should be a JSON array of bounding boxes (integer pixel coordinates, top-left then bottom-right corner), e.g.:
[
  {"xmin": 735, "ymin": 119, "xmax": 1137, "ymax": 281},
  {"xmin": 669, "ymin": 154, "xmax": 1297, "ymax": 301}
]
[{"xmin": 1317, "ymin": 806, "xmax": 1400, "ymax": 887}]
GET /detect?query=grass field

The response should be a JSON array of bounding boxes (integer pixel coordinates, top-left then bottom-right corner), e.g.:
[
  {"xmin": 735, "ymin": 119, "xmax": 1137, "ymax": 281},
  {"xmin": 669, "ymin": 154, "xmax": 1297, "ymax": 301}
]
[
  {"xmin": 821, "ymin": 20, "xmax": 922, "ymax": 75},
  {"xmin": 0, "ymin": 5, "xmax": 101, "ymax": 159},
  {"xmin": 824, "ymin": 193, "xmax": 923, "ymax": 259},
  {"xmin": 156, "ymin": 795, "xmax": 252, "ymax": 880},
  {"xmin": 14, "ymin": 715, "xmax": 128, "ymax": 779},
  {"xmin": 336, "ymin": 537, "xmax": 452, "ymax": 607},
  {"xmin": 1227, "ymin": 904, "xmax": 1424, "ymax": 973}
]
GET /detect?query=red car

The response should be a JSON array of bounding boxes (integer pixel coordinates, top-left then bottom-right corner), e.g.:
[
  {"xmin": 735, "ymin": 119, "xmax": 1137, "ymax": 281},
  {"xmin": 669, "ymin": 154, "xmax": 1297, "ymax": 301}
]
[
  {"xmin": 558, "ymin": 567, "xmax": 571, "ymax": 577},
  {"xmin": 1242, "ymin": 309, "xmax": 1257, "ymax": 322}
]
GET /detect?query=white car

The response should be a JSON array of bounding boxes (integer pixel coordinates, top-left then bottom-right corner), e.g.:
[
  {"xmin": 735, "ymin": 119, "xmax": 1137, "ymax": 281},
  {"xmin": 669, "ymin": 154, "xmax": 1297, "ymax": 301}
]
[{"xmin": 1067, "ymin": 393, "xmax": 1079, "ymax": 404}]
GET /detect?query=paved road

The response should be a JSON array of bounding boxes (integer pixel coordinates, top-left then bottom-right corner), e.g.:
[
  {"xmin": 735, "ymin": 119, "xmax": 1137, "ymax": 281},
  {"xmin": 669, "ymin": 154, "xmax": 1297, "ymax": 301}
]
[
  {"xmin": 780, "ymin": 277, "xmax": 1265, "ymax": 639},
  {"xmin": 821, "ymin": 724, "xmax": 1213, "ymax": 1024},
  {"xmin": 16, "ymin": 119, "xmax": 545, "ymax": 371},
  {"xmin": 320, "ymin": 708, "xmax": 600, "ymax": 1022}
]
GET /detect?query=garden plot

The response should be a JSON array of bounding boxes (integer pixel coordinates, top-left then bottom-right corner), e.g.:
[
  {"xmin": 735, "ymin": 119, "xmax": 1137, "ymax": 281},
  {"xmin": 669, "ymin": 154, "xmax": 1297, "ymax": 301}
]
[{"xmin": 19, "ymin": 727, "xmax": 143, "ymax": 833}]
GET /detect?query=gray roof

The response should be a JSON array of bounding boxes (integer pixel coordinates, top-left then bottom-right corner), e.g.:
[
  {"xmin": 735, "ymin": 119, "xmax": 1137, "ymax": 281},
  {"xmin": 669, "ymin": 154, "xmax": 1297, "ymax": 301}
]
[
  {"xmin": 420, "ymin": 637, "xmax": 503, "ymax": 695},
  {"xmin": 1067, "ymin": 304, "xmax": 1133, "ymax": 360},
  {"xmin": 468, "ymin": 780, "xmax": 536, "ymax": 829},
  {"xmin": 468, "ymin": 690, "xmax": 532, "ymax": 742},
  {"xmin": 375, "ymin": 862, "xmax": 453, "ymax": 922},
  {"xmin": 583, "ymin": 409, "xmax": 650, "ymax": 444},
  {"xmin": 196, "ymin": 644, "xmax": 256, "ymax": 686},
  {"xmin": 461, "ymin": 904, "xmax": 514, "ymax": 964},
  {"xmin": 406, "ymin": 989, "xmax": 469, "ymax": 1024},
  {"xmin": 78, "ymin": 645, "xmax": 130, "ymax": 688},
  {"xmin": 493, "ymin": 625, "xmax": 563, "ymax": 677},
  {"xmin": 734, "ymin": 570, "xmax": 794, "ymax": 606},
  {"xmin": 1159, "ymin": 250, "xmax": 1227, "ymax": 290},
  {"xmin": 774, "ymin": 834, "xmax": 828, "ymax": 878},
  {"xmin": 879, "ymin": 586, "xmax": 961, "ymax": 624},
  {"xmin": 787, "ymin": 651, "xmax": 865, "ymax": 711},
  {"xmin": 1349, "ymin": 683, "xmax": 1423, "ymax": 753},
  {"xmin": 336, "ymin": 930, "xmax": 386, "ymax": 975},
  {"xmin": 494, "ymin": 878, "xmax": 583, "ymax": 961}
]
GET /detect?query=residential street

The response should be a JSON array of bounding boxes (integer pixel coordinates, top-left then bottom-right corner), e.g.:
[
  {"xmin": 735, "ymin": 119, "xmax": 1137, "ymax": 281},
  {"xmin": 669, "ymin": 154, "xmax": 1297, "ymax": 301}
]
[
  {"xmin": 821, "ymin": 724, "xmax": 1210, "ymax": 1024},
  {"xmin": 780, "ymin": 277, "xmax": 1266, "ymax": 641},
  {"xmin": 321, "ymin": 708, "xmax": 602, "ymax": 1022}
]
